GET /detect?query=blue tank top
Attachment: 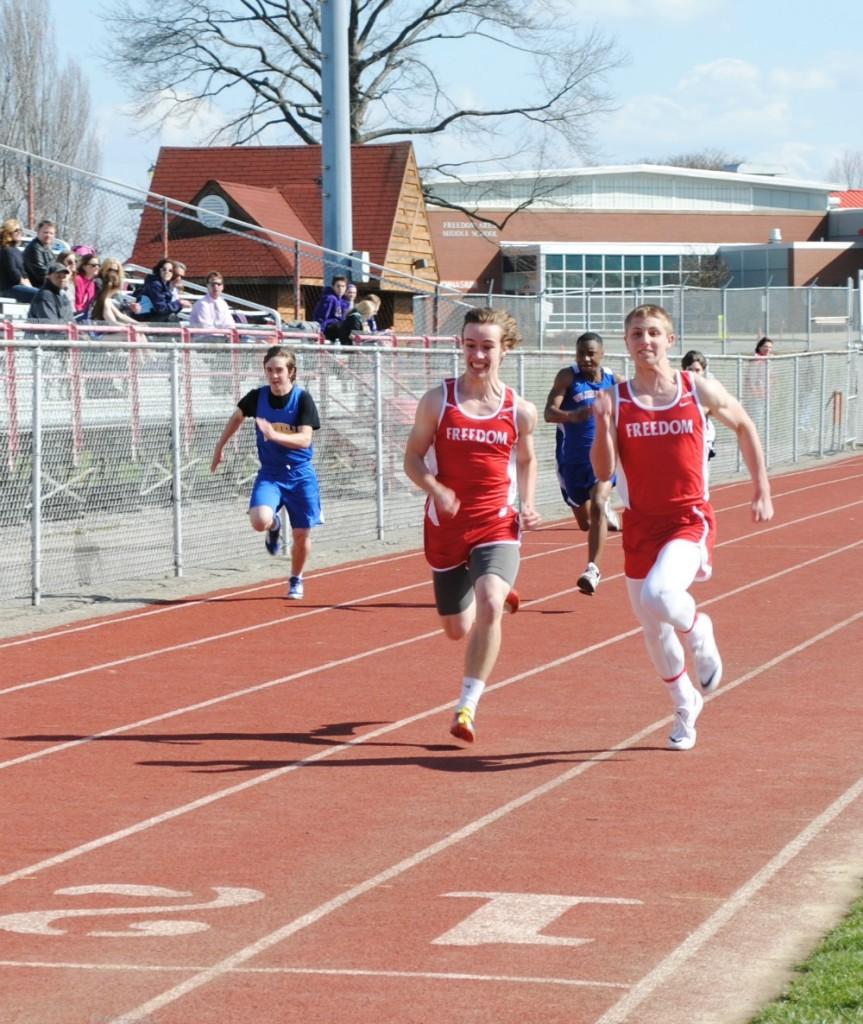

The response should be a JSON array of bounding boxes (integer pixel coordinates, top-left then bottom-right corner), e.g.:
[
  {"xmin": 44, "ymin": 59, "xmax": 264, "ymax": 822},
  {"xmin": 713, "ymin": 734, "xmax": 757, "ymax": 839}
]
[
  {"xmin": 555, "ymin": 366, "xmax": 616, "ymax": 466},
  {"xmin": 254, "ymin": 386, "xmax": 314, "ymax": 477}
]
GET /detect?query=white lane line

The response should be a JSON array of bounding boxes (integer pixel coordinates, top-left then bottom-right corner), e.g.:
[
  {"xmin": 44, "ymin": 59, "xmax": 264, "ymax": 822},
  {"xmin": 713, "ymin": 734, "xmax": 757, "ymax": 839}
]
[
  {"xmin": 1, "ymin": 581, "xmax": 859, "ymax": 896},
  {"xmin": 4, "ymin": 494, "xmax": 860, "ymax": 701},
  {"xmin": 0, "ymin": 549, "xmax": 426, "ymax": 650},
  {"xmin": 0, "ymin": 539, "xmax": 592, "ymax": 697},
  {"xmin": 593, "ymin": 770, "xmax": 863, "ymax": 1024},
  {"xmin": 3, "ymin": 460, "xmax": 857, "ymax": 652},
  {"xmin": 103, "ymin": 609, "xmax": 863, "ymax": 1024},
  {"xmin": 2, "ymin": 536, "xmax": 860, "ymax": 774},
  {"xmin": 0, "ymin": 960, "xmax": 629, "ymax": 989}
]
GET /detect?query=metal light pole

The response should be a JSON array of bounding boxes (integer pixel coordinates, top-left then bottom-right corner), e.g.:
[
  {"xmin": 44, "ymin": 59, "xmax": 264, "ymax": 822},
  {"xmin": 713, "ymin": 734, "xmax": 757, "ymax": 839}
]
[{"xmin": 320, "ymin": 0, "xmax": 353, "ymax": 281}]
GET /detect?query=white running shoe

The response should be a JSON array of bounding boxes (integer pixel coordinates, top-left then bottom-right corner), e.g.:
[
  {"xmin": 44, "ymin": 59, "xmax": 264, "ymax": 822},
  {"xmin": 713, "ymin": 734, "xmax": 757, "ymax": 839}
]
[
  {"xmin": 577, "ymin": 562, "xmax": 601, "ymax": 595},
  {"xmin": 688, "ymin": 614, "xmax": 723, "ymax": 693},
  {"xmin": 667, "ymin": 690, "xmax": 704, "ymax": 751},
  {"xmin": 605, "ymin": 500, "xmax": 621, "ymax": 532}
]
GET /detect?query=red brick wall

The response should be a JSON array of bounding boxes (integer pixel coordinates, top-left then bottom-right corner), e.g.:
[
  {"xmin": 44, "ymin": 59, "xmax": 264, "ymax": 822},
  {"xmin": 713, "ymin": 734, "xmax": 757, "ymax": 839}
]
[{"xmin": 429, "ymin": 209, "xmax": 829, "ymax": 291}]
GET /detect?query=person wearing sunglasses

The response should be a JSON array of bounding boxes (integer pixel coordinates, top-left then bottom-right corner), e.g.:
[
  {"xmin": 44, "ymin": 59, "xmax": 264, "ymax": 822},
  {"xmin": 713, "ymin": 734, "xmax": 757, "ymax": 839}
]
[{"xmin": 74, "ymin": 251, "xmax": 101, "ymax": 319}]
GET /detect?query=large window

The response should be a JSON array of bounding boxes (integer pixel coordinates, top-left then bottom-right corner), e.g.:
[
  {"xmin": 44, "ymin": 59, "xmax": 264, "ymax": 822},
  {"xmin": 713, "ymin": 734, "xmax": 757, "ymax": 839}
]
[{"xmin": 540, "ymin": 251, "xmax": 718, "ymax": 329}]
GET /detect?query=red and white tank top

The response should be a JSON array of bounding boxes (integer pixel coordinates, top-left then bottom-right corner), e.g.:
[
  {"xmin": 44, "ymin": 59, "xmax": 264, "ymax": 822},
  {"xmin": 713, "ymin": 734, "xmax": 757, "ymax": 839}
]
[
  {"xmin": 614, "ymin": 370, "xmax": 709, "ymax": 516},
  {"xmin": 427, "ymin": 378, "xmax": 519, "ymax": 524}
]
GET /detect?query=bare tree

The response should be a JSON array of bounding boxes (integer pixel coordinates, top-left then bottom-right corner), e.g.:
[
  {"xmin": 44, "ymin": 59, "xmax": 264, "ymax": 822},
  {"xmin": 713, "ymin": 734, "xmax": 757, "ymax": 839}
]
[
  {"xmin": 0, "ymin": 0, "xmax": 102, "ymax": 239},
  {"xmin": 639, "ymin": 149, "xmax": 744, "ymax": 171},
  {"xmin": 828, "ymin": 149, "xmax": 863, "ymax": 189},
  {"xmin": 110, "ymin": 1, "xmax": 622, "ymax": 163}
]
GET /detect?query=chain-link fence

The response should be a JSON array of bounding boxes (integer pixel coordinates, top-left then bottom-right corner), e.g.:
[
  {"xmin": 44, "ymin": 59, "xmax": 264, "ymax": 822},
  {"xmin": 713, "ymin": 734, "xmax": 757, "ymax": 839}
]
[
  {"xmin": 414, "ymin": 285, "xmax": 862, "ymax": 353},
  {"xmin": 1, "ymin": 330, "xmax": 859, "ymax": 607}
]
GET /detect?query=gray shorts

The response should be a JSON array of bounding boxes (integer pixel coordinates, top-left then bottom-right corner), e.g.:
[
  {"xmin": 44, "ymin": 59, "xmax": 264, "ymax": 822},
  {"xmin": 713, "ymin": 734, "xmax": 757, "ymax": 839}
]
[{"xmin": 432, "ymin": 543, "xmax": 520, "ymax": 616}]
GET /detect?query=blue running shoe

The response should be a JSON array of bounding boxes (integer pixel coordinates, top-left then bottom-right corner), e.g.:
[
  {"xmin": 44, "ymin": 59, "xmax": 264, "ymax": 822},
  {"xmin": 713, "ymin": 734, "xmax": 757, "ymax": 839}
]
[{"xmin": 287, "ymin": 576, "xmax": 304, "ymax": 600}]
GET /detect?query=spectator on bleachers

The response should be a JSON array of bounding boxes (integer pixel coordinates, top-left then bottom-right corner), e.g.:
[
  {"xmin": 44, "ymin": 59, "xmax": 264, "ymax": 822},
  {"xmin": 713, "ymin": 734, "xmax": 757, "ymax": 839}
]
[
  {"xmin": 22, "ymin": 220, "xmax": 57, "ymax": 289},
  {"xmin": 135, "ymin": 258, "xmax": 183, "ymax": 322},
  {"xmin": 0, "ymin": 218, "xmax": 38, "ymax": 303},
  {"xmin": 337, "ymin": 299, "xmax": 376, "ymax": 346},
  {"xmin": 189, "ymin": 271, "xmax": 236, "ymax": 335},
  {"xmin": 91, "ymin": 270, "xmax": 145, "ymax": 333},
  {"xmin": 74, "ymin": 249, "xmax": 101, "ymax": 319},
  {"xmin": 27, "ymin": 261, "xmax": 74, "ymax": 322},
  {"xmin": 97, "ymin": 258, "xmax": 141, "ymax": 316},
  {"xmin": 366, "ymin": 293, "xmax": 382, "ymax": 332},
  {"xmin": 56, "ymin": 251, "xmax": 78, "ymax": 310},
  {"xmin": 345, "ymin": 281, "xmax": 358, "ymax": 309},
  {"xmin": 170, "ymin": 261, "xmax": 192, "ymax": 310},
  {"xmin": 312, "ymin": 274, "xmax": 350, "ymax": 341}
]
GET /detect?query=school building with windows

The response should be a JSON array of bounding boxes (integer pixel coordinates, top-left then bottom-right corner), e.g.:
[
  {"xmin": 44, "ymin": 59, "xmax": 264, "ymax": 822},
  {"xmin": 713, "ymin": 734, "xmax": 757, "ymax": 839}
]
[{"xmin": 426, "ymin": 164, "xmax": 863, "ymax": 331}]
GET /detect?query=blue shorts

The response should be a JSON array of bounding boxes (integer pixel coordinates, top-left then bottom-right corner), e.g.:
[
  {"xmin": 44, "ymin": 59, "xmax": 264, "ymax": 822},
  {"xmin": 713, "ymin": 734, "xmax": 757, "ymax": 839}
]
[
  {"xmin": 557, "ymin": 461, "xmax": 614, "ymax": 510},
  {"xmin": 249, "ymin": 466, "xmax": 323, "ymax": 529}
]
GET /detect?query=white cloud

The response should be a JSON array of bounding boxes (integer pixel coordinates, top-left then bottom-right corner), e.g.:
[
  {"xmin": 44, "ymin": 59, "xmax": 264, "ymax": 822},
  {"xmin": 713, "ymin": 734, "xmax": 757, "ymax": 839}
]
[
  {"xmin": 769, "ymin": 68, "xmax": 834, "ymax": 92},
  {"xmin": 678, "ymin": 58, "xmax": 761, "ymax": 97}
]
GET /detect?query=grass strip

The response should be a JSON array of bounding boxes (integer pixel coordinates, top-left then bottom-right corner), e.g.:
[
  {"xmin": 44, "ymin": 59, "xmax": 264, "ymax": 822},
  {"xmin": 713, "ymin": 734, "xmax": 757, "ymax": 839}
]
[{"xmin": 750, "ymin": 892, "xmax": 863, "ymax": 1023}]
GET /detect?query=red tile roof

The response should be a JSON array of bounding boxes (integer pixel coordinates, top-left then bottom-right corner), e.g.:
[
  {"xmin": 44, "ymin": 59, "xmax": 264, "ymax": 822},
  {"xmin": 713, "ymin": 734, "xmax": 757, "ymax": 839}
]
[
  {"xmin": 832, "ymin": 190, "xmax": 863, "ymax": 208},
  {"xmin": 130, "ymin": 142, "xmax": 413, "ymax": 280}
]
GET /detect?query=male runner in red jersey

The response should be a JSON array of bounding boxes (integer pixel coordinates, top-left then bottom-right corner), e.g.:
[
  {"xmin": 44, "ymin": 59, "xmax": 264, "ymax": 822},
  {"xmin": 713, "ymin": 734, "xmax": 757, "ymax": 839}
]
[
  {"xmin": 404, "ymin": 307, "xmax": 542, "ymax": 743},
  {"xmin": 591, "ymin": 305, "xmax": 773, "ymax": 750}
]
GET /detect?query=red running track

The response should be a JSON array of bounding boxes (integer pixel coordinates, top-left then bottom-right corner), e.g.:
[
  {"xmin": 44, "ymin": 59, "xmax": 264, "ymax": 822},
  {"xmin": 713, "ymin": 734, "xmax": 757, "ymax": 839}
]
[{"xmin": 1, "ymin": 455, "xmax": 862, "ymax": 1024}]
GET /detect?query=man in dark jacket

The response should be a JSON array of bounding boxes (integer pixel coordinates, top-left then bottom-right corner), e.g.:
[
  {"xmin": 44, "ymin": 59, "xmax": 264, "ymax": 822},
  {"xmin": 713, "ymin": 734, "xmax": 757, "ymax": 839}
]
[
  {"xmin": 22, "ymin": 221, "xmax": 57, "ymax": 289},
  {"xmin": 27, "ymin": 261, "xmax": 74, "ymax": 322}
]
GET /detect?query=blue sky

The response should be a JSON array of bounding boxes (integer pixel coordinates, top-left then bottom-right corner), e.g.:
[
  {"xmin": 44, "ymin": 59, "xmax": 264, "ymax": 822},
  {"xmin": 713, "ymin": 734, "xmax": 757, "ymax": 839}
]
[{"xmin": 51, "ymin": 0, "xmax": 863, "ymax": 191}]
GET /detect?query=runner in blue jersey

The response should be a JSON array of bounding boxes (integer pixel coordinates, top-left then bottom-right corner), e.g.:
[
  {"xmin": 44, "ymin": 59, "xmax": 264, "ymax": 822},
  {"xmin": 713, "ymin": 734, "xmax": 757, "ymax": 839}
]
[
  {"xmin": 544, "ymin": 331, "xmax": 622, "ymax": 595},
  {"xmin": 210, "ymin": 345, "xmax": 323, "ymax": 600}
]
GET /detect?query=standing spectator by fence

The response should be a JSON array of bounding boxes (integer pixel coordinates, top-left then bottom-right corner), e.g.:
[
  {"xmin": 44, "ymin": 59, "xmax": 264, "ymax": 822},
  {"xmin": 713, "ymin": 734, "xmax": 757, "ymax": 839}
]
[
  {"xmin": 0, "ymin": 219, "xmax": 38, "ymax": 302},
  {"xmin": 743, "ymin": 336, "xmax": 774, "ymax": 439}
]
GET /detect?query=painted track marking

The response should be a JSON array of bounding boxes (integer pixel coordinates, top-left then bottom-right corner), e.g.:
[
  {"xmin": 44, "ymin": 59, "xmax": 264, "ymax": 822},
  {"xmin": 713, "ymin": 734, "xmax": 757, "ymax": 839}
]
[{"xmin": 104, "ymin": 607, "xmax": 863, "ymax": 1023}]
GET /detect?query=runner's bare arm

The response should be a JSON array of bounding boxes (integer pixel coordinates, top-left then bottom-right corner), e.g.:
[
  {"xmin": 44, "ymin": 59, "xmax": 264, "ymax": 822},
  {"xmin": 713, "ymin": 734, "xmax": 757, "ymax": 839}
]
[
  {"xmin": 590, "ymin": 388, "xmax": 617, "ymax": 482},
  {"xmin": 696, "ymin": 375, "xmax": 774, "ymax": 522},
  {"xmin": 210, "ymin": 408, "xmax": 244, "ymax": 472},
  {"xmin": 544, "ymin": 367, "xmax": 589, "ymax": 424},
  {"xmin": 403, "ymin": 387, "xmax": 460, "ymax": 518},
  {"xmin": 516, "ymin": 397, "xmax": 542, "ymax": 529}
]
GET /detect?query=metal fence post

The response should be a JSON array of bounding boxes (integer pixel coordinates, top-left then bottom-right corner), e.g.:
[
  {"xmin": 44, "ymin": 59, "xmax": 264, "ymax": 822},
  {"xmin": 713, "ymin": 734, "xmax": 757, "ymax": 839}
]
[
  {"xmin": 818, "ymin": 352, "xmax": 826, "ymax": 457},
  {"xmin": 679, "ymin": 285, "xmax": 686, "ymax": 345},
  {"xmin": 294, "ymin": 240, "xmax": 302, "ymax": 321},
  {"xmin": 792, "ymin": 355, "xmax": 799, "ymax": 463},
  {"xmin": 517, "ymin": 350, "xmax": 525, "ymax": 396},
  {"xmin": 30, "ymin": 346, "xmax": 43, "ymax": 606},
  {"xmin": 162, "ymin": 196, "xmax": 170, "ymax": 259},
  {"xmin": 720, "ymin": 286, "xmax": 728, "ymax": 355},
  {"xmin": 806, "ymin": 285, "xmax": 812, "ymax": 351},
  {"xmin": 170, "ymin": 343, "xmax": 184, "ymax": 577},
  {"xmin": 373, "ymin": 348, "xmax": 385, "ymax": 540},
  {"xmin": 736, "ymin": 355, "xmax": 743, "ymax": 474},
  {"xmin": 764, "ymin": 348, "xmax": 771, "ymax": 469}
]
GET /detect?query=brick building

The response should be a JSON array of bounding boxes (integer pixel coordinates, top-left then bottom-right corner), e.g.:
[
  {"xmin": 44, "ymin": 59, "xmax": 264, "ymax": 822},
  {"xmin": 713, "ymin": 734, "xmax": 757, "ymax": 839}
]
[{"xmin": 130, "ymin": 142, "xmax": 437, "ymax": 331}]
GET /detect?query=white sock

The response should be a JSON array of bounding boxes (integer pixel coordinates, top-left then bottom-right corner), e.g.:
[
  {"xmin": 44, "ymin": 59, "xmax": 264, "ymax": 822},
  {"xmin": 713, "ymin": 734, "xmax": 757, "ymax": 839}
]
[
  {"xmin": 457, "ymin": 677, "xmax": 485, "ymax": 715},
  {"xmin": 665, "ymin": 671, "xmax": 697, "ymax": 709}
]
